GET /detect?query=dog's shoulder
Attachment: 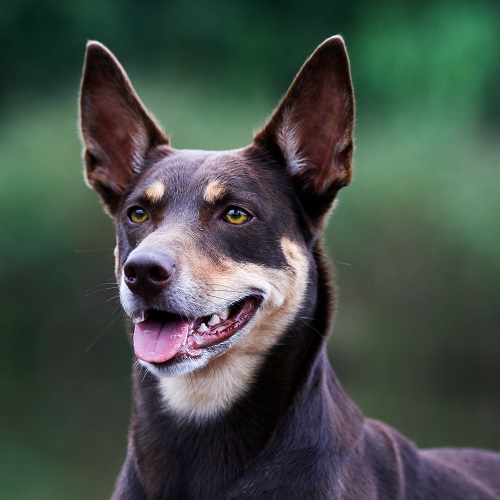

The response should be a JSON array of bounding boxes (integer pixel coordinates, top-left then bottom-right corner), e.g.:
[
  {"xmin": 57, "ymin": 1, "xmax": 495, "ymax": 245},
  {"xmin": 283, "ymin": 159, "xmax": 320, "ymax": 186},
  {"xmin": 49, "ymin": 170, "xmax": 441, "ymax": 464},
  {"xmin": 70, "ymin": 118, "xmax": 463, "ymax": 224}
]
[{"xmin": 361, "ymin": 419, "xmax": 500, "ymax": 499}]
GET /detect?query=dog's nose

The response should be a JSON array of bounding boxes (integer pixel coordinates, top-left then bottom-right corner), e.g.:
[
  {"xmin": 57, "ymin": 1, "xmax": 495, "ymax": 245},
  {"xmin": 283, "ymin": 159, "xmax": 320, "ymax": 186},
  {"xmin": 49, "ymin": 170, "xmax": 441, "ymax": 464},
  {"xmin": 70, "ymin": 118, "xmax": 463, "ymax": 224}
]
[{"xmin": 123, "ymin": 250, "xmax": 176, "ymax": 296}]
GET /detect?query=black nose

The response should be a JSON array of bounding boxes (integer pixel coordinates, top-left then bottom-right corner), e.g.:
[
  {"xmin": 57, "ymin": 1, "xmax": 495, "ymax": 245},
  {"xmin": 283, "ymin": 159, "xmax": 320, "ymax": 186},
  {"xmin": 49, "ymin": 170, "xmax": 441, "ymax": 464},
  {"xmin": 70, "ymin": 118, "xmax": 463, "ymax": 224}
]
[{"xmin": 123, "ymin": 250, "xmax": 176, "ymax": 297}]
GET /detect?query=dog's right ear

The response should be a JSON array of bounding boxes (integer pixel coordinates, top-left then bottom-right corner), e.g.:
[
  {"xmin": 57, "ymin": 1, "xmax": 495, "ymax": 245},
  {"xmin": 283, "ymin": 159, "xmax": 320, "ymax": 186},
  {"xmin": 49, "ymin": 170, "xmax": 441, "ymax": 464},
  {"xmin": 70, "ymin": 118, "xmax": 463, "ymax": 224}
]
[{"xmin": 79, "ymin": 41, "xmax": 169, "ymax": 215}]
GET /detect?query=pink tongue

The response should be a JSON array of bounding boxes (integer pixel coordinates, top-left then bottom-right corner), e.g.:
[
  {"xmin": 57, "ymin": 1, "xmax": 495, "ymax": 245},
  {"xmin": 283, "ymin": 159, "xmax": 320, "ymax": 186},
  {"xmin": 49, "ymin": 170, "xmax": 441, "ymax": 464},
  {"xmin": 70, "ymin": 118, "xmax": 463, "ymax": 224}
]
[{"xmin": 133, "ymin": 316, "xmax": 190, "ymax": 363}]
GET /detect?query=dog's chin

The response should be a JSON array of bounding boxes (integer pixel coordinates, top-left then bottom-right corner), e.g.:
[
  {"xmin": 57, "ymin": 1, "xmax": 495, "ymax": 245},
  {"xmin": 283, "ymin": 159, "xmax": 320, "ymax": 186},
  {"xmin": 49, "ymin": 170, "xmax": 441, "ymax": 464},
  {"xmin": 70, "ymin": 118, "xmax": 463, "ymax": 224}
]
[
  {"xmin": 131, "ymin": 295, "xmax": 262, "ymax": 378},
  {"xmin": 138, "ymin": 346, "xmax": 229, "ymax": 378}
]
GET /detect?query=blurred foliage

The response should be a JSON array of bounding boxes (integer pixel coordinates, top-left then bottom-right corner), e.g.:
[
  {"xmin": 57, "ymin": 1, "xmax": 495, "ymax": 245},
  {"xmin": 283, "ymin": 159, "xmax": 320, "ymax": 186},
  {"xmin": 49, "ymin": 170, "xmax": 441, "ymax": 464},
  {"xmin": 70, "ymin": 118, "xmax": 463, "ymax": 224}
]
[{"xmin": 1, "ymin": 0, "xmax": 499, "ymax": 498}]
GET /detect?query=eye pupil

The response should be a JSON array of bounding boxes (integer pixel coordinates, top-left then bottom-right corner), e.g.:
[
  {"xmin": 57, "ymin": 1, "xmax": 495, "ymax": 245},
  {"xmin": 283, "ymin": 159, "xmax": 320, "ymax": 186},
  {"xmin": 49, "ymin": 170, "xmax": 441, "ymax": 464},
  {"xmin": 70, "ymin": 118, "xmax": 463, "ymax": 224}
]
[
  {"xmin": 223, "ymin": 207, "xmax": 250, "ymax": 225},
  {"xmin": 128, "ymin": 207, "xmax": 149, "ymax": 223}
]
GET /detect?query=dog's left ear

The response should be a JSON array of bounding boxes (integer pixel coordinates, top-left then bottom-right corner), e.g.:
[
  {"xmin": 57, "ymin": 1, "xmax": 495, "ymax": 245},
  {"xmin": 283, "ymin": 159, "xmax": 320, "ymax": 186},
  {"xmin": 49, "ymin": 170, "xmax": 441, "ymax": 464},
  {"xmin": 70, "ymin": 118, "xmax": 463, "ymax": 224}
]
[
  {"xmin": 79, "ymin": 41, "xmax": 169, "ymax": 215},
  {"xmin": 254, "ymin": 36, "xmax": 354, "ymax": 226}
]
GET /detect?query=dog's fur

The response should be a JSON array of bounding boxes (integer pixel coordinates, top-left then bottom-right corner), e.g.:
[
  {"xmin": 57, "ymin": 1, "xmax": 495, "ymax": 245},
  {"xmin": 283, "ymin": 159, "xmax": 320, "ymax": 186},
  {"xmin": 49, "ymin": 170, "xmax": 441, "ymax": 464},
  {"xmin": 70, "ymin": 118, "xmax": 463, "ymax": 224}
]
[{"xmin": 79, "ymin": 36, "xmax": 500, "ymax": 499}]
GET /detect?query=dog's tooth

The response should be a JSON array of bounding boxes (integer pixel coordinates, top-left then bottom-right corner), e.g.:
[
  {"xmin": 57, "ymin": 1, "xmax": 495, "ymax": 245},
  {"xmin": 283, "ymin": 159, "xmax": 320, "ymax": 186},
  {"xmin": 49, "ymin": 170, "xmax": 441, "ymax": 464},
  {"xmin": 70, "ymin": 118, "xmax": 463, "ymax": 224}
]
[
  {"xmin": 217, "ymin": 308, "xmax": 229, "ymax": 320},
  {"xmin": 198, "ymin": 322, "xmax": 209, "ymax": 333},
  {"xmin": 207, "ymin": 314, "xmax": 220, "ymax": 326},
  {"xmin": 132, "ymin": 311, "xmax": 146, "ymax": 324}
]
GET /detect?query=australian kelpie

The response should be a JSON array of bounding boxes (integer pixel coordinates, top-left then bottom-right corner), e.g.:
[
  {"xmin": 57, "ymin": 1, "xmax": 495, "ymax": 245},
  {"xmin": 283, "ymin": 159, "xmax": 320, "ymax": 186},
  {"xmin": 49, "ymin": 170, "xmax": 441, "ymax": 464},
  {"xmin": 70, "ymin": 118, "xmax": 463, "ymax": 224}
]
[{"xmin": 79, "ymin": 36, "xmax": 500, "ymax": 499}]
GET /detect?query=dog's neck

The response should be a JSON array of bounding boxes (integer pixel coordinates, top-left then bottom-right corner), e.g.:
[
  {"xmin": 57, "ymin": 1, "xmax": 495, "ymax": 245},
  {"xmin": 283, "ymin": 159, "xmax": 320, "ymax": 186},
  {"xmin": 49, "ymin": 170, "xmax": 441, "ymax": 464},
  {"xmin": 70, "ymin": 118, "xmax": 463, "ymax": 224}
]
[
  {"xmin": 130, "ymin": 355, "xmax": 363, "ymax": 498},
  {"xmin": 127, "ymin": 248, "xmax": 364, "ymax": 498}
]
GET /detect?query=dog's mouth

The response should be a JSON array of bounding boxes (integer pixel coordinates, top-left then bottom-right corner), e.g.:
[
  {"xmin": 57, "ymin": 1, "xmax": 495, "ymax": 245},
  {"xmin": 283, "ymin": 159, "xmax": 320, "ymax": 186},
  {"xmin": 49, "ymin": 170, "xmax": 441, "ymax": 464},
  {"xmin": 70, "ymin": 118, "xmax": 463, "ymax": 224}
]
[{"xmin": 132, "ymin": 295, "xmax": 262, "ymax": 364}]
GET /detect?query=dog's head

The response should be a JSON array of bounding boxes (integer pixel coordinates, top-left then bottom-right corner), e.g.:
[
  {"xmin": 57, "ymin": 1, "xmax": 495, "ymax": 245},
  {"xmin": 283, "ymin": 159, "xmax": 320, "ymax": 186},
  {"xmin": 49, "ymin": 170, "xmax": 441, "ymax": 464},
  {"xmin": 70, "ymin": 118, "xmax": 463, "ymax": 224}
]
[{"xmin": 79, "ymin": 37, "xmax": 354, "ymax": 416}]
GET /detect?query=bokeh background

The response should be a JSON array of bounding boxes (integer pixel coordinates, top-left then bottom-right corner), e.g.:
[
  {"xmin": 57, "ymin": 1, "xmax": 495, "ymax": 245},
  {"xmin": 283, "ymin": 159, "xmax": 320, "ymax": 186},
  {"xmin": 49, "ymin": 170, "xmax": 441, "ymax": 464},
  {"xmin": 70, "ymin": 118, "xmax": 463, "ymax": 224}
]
[{"xmin": 1, "ymin": 0, "xmax": 499, "ymax": 498}]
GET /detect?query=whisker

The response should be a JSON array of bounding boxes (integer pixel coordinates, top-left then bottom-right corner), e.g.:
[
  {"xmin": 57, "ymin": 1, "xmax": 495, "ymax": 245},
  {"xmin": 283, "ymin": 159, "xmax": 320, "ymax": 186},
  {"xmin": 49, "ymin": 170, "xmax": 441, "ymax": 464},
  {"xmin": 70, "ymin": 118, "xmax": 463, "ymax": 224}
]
[
  {"xmin": 86, "ymin": 280, "xmax": 118, "ymax": 290},
  {"xmin": 111, "ymin": 303, "xmax": 124, "ymax": 317},
  {"xmin": 86, "ymin": 286, "xmax": 119, "ymax": 296},
  {"xmin": 204, "ymin": 294, "xmax": 231, "ymax": 303},
  {"xmin": 296, "ymin": 316, "xmax": 326, "ymax": 339},
  {"xmin": 74, "ymin": 248, "xmax": 115, "ymax": 253},
  {"xmin": 290, "ymin": 325, "xmax": 307, "ymax": 349},
  {"xmin": 106, "ymin": 294, "xmax": 121, "ymax": 303},
  {"xmin": 312, "ymin": 249, "xmax": 352, "ymax": 266},
  {"xmin": 85, "ymin": 313, "xmax": 122, "ymax": 352}
]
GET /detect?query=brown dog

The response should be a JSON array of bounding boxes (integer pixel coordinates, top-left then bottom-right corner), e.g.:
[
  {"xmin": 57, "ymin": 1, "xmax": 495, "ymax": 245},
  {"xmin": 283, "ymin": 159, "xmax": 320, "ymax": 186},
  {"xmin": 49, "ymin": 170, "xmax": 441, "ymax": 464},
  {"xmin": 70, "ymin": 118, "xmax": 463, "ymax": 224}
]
[{"xmin": 79, "ymin": 36, "xmax": 500, "ymax": 499}]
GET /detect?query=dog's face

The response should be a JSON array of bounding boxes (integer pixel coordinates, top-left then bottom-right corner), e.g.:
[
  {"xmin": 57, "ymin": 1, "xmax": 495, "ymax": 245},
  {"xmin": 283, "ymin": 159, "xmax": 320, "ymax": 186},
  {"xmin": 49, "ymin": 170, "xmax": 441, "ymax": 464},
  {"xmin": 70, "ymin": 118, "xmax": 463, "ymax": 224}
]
[
  {"xmin": 114, "ymin": 146, "xmax": 311, "ymax": 378},
  {"xmin": 80, "ymin": 37, "xmax": 354, "ymax": 417}
]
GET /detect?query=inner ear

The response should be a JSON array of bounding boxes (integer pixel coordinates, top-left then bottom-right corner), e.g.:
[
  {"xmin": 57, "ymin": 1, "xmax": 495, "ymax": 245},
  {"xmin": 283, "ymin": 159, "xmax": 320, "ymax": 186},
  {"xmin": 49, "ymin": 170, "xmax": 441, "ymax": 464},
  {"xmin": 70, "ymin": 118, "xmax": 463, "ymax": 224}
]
[
  {"xmin": 79, "ymin": 41, "xmax": 170, "ymax": 215},
  {"xmin": 254, "ymin": 36, "xmax": 355, "ymax": 224}
]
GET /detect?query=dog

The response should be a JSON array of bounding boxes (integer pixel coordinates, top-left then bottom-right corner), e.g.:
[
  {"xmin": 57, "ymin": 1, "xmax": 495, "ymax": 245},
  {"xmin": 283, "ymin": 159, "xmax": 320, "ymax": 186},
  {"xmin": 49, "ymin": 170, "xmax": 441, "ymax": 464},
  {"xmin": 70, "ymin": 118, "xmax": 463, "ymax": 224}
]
[{"xmin": 79, "ymin": 36, "xmax": 500, "ymax": 499}]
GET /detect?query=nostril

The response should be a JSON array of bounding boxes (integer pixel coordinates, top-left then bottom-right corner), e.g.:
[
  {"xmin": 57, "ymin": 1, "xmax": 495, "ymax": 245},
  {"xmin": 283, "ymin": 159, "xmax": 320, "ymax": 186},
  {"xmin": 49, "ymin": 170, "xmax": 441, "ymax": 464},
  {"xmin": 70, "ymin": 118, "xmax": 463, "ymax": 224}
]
[
  {"xmin": 149, "ymin": 264, "xmax": 172, "ymax": 283},
  {"xmin": 124, "ymin": 264, "xmax": 137, "ymax": 282}
]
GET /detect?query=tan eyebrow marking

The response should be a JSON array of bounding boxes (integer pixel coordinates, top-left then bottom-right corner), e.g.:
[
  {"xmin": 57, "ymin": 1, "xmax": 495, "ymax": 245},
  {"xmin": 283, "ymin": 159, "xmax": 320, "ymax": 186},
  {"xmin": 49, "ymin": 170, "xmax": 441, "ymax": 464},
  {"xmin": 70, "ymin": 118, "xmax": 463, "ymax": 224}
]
[
  {"xmin": 203, "ymin": 181, "xmax": 227, "ymax": 203},
  {"xmin": 143, "ymin": 181, "xmax": 165, "ymax": 203}
]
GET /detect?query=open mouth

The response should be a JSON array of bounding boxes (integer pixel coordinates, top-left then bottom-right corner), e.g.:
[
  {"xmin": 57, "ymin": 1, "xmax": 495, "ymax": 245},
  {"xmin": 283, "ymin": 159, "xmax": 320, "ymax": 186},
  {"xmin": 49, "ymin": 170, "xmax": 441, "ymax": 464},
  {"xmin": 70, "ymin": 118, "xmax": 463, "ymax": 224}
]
[{"xmin": 133, "ymin": 296, "xmax": 261, "ymax": 365}]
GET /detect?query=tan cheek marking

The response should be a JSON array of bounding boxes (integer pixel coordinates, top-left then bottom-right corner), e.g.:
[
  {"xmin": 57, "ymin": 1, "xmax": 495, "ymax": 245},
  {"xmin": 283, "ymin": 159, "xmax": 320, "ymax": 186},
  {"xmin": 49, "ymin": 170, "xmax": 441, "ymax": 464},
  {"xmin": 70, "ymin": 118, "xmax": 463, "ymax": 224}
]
[
  {"xmin": 158, "ymin": 238, "xmax": 309, "ymax": 420},
  {"xmin": 203, "ymin": 181, "xmax": 227, "ymax": 203},
  {"xmin": 143, "ymin": 181, "xmax": 165, "ymax": 203}
]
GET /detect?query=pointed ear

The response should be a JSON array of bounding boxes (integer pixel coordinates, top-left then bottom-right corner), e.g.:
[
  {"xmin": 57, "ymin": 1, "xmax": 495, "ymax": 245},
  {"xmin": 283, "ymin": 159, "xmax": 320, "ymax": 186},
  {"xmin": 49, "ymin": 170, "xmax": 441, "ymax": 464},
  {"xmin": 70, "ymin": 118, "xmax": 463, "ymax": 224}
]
[
  {"xmin": 79, "ymin": 41, "xmax": 169, "ymax": 215},
  {"xmin": 254, "ymin": 36, "xmax": 354, "ymax": 226}
]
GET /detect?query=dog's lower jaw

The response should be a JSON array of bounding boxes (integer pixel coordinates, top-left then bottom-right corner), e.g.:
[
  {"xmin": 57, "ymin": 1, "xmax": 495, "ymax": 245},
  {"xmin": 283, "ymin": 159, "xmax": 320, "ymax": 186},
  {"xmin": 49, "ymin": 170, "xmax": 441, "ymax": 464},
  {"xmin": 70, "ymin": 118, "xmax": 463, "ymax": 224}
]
[
  {"xmin": 136, "ymin": 305, "xmax": 263, "ymax": 380},
  {"xmin": 153, "ymin": 300, "xmax": 306, "ymax": 420}
]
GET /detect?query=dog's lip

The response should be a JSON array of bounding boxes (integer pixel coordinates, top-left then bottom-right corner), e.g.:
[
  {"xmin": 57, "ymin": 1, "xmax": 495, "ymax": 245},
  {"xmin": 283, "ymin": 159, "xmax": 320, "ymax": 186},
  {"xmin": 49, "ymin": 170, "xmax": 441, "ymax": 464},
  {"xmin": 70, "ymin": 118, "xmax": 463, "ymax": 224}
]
[{"xmin": 132, "ymin": 295, "xmax": 262, "ymax": 364}]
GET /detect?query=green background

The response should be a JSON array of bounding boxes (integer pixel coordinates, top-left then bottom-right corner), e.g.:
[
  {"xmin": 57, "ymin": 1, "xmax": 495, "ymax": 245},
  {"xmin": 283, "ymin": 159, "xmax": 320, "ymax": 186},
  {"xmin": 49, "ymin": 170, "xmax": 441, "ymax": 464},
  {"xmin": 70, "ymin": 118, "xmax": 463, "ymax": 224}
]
[{"xmin": 1, "ymin": 1, "xmax": 499, "ymax": 498}]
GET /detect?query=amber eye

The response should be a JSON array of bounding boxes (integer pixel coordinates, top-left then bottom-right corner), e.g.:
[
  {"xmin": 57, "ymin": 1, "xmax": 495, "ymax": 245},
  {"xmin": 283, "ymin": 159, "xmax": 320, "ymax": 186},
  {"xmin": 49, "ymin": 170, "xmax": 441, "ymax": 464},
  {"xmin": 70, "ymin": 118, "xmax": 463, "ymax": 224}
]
[
  {"xmin": 128, "ymin": 207, "xmax": 149, "ymax": 224},
  {"xmin": 222, "ymin": 207, "xmax": 251, "ymax": 225}
]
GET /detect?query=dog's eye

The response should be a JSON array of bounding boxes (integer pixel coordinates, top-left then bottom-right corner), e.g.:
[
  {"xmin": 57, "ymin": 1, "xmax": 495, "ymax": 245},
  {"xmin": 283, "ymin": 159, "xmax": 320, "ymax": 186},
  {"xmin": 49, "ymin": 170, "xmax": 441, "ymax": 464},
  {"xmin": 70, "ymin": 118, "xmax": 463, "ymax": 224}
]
[
  {"xmin": 128, "ymin": 207, "xmax": 149, "ymax": 224},
  {"xmin": 222, "ymin": 207, "xmax": 251, "ymax": 225}
]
